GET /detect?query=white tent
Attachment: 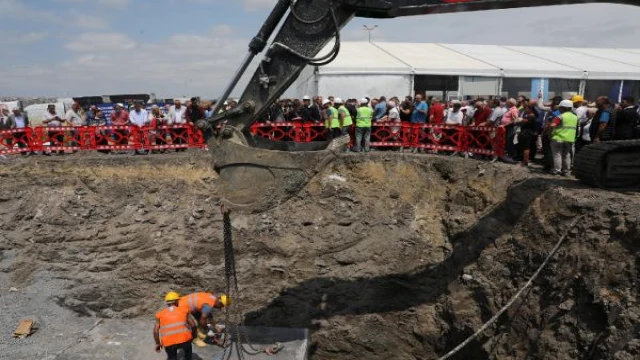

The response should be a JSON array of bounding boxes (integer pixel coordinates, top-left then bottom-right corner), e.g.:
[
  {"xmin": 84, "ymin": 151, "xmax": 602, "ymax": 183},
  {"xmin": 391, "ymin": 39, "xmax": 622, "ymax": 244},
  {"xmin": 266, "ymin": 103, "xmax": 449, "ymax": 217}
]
[{"xmin": 290, "ymin": 42, "xmax": 640, "ymax": 98}]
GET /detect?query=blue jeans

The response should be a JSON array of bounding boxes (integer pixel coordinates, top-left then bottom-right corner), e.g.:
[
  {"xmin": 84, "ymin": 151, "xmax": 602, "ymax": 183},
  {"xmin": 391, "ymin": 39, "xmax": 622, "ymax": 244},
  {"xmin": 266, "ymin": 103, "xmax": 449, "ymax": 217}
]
[{"xmin": 354, "ymin": 127, "xmax": 371, "ymax": 152}]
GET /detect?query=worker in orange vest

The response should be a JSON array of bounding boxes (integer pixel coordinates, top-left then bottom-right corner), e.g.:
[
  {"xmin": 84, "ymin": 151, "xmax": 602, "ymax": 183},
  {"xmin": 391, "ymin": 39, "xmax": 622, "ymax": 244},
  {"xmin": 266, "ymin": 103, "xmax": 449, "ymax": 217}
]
[
  {"xmin": 153, "ymin": 291, "xmax": 197, "ymax": 360},
  {"xmin": 178, "ymin": 292, "xmax": 230, "ymax": 345}
]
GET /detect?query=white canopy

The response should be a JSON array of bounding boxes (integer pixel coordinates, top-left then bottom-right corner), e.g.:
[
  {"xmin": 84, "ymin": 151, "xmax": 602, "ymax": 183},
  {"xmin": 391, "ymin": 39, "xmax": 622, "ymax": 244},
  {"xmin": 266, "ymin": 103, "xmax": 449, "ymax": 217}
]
[{"xmin": 315, "ymin": 42, "xmax": 640, "ymax": 80}]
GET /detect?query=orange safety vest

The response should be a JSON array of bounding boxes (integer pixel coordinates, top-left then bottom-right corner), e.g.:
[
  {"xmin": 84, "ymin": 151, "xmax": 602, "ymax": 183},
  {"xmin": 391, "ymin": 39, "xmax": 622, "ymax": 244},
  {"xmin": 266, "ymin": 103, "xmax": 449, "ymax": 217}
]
[
  {"xmin": 179, "ymin": 292, "xmax": 218, "ymax": 313},
  {"xmin": 155, "ymin": 306, "xmax": 192, "ymax": 347}
]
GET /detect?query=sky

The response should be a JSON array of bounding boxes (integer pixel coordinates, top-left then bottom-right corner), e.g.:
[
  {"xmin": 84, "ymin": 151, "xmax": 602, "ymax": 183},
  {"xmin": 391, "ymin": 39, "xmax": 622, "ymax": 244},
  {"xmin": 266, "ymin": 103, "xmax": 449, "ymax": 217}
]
[{"xmin": 1, "ymin": 0, "xmax": 640, "ymax": 98}]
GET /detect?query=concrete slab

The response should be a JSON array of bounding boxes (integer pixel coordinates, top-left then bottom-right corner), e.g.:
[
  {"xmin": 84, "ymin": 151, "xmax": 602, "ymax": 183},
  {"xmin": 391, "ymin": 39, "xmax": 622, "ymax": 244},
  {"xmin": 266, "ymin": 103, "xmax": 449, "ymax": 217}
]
[{"xmin": 52, "ymin": 319, "xmax": 309, "ymax": 360}]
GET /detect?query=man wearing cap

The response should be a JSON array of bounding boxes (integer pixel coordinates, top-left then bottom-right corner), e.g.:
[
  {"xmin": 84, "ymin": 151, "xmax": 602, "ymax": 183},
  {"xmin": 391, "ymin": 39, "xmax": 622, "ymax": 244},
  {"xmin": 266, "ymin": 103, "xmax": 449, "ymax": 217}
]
[
  {"xmin": 323, "ymin": 99, "xmax": 341, "ymax": 139},
  {"xmin": 168, "ymin": 100, "xmax": 188, "ymax": 150},
  {"xmin": 335, "ymin": 98, "xmax": 353, "ymax": 134},
  {"xmin": 354, "ymin": 98, "xmax": 373, "ymax": 152},
  {"xmin": 42, "ymin": 104, "xmax": 66, "ymax": 155},
  {"xmin": 300, "ymin": 96, "xmax": 313, "ymax": 122},
  {"xmin": 549, "ymin": 100, "xmax": 578, "ymax": 176},
  {"xmin": 110, "ymin": 103, "xmax": 130, "ymax": 146},
  {"xmin": 154, "ymin": 291, "xmax": 197, "ymax": 360}
]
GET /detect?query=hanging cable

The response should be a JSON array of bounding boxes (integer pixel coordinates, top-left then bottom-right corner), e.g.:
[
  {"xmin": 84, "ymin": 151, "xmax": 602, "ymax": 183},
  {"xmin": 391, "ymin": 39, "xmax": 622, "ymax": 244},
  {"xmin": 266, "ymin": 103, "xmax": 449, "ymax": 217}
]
[{"xmin": 436, "ymin": 216, "xmax": 584, "ymax": 360}]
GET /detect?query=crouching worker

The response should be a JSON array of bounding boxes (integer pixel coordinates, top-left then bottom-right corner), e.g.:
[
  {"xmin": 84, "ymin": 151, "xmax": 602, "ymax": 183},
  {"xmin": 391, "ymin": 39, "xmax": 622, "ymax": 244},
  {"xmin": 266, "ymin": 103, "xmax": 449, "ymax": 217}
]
[
  {"xmin": 178, "ymin": 292, "xmax": 230, "ymax": 346},
  {"xmin": 154, "ymin": 291, "xmax": 197, "ymax": 360}
]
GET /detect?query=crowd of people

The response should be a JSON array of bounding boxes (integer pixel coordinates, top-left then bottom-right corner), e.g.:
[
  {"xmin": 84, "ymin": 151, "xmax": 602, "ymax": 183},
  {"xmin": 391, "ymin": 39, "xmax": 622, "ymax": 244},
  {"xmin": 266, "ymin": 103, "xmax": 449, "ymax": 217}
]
[
  {"xmin": 261, "ymin": 93, "xmax": 640, "ymax": 175},
  {"xmin": 2, "ymin": 92, "xmax": 640, "ymax": 175}
]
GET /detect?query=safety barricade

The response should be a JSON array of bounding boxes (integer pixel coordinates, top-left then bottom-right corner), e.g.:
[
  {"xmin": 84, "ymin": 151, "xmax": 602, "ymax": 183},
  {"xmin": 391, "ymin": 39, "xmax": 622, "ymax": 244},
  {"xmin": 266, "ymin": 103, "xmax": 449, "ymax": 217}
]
[
  {"xmin": 0, "ymin": 128, "xmax": 35, "ymax": 155},
  {"xmin": 464, "ymin": 125, "xmax": 506, "ymax": 157},
  {"xmin": 369, "ymin": 121, "xmax": 409, "ymax": 148},
  {"xmin": 33, "ymin": 126, "xmax": 87, "ymax": 153},
  {"xmin": 250, "ymin": 122, "xmax": 306, "ymax": 142},
  {"xmin": 0, "ymin": 124, "xmax": 205, "ymax": 155},
  {"xmin": 84, "ymin": 125, "xmax": 143, "ymax": 151},
  {"xmin": 412, "ymin": 124, "xmax": 464, "ymax": 152}
]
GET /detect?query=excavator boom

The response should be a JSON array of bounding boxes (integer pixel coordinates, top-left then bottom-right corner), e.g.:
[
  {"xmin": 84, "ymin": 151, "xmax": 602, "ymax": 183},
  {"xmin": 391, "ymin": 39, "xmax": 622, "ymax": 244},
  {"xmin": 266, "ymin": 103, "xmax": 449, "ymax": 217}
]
[{"xmin": 199, "ymin": 0, "xmax": 640, "ymax": 211}]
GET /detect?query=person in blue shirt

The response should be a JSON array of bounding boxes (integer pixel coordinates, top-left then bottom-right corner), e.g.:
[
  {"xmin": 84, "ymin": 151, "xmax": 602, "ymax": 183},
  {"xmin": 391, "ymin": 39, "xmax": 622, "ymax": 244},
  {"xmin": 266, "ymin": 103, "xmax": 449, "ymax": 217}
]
[
  {"xmin": 411, "ymin": 94, "xmax": 428, "ymax": 123},
  {"xmin": 373, "ymin": 96, "xmax": 387, "ymax": 121}
]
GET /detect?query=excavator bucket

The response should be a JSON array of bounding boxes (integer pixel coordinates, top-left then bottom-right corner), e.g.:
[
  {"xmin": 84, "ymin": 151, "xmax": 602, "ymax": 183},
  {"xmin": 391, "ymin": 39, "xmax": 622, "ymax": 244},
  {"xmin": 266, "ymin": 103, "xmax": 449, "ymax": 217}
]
[{"xmin": 208, "ymin": 125, "xmax": 350, "ymax": 212}]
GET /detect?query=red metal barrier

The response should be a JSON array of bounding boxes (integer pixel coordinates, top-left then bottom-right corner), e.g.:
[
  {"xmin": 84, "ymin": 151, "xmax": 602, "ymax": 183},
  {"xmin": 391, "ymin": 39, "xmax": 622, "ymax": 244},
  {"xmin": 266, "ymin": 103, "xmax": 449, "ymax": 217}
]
[
  {"xmin": 370, "ymin": 121, "xmax": 407, "ymax": 147},
  {"xmin": 0, "ymin": 128, "xmax": 35, "ymax": 155},
  {"xmin": 0, "ymin": 124, "xmax": 205, "ymax": 154},
  {"xmin": 249, "ymin": 122, "xmax": 506, "ymax": 157},
  {"xmin": 0, "ymin": 123, "xmax": 504, "ymax": 157}
]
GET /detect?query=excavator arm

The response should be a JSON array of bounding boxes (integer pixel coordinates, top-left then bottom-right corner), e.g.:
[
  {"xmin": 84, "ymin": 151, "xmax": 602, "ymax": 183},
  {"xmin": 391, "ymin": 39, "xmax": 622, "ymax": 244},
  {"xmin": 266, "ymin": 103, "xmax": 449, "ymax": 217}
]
[{"xmin": 201, "ymin": 0, "xmax": 640, "ymax": 211}]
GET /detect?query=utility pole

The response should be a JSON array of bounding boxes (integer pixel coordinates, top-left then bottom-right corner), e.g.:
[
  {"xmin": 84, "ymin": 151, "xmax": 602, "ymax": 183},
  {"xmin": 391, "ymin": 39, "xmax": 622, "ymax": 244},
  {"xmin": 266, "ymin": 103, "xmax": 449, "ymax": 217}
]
[{"xmin": 362, "ymin": 25, "xmax": 378, "ymax": 43}]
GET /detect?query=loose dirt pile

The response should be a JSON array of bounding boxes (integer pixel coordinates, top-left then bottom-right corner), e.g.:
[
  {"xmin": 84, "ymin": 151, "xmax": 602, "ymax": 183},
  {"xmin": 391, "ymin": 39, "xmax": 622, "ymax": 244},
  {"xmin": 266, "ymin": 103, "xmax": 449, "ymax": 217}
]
[{"xmin": 0, "ymin": 152, "xmax": 638, "ymax": 360}]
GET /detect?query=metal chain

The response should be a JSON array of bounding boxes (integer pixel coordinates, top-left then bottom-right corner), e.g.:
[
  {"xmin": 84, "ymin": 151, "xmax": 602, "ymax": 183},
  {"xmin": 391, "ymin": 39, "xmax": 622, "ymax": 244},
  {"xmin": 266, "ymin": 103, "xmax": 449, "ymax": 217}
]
[{"xmin": 220, "ymin": 206, "xmax": 263, "ymax": 359}]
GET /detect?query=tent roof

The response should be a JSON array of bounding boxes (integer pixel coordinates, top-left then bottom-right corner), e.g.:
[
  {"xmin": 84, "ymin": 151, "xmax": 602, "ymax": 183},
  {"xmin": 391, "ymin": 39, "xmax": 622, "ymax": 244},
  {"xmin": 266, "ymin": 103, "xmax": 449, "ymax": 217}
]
[
  {"xmin": 317, "ymin": 42, "xmax": 640, "ymax": 80},
  {"xmin": 374, "ymin": 43, "xmax": 498, "ymax": 77},
  {"xmin": 317, "ymin": 41, "xmax": 411, "ymax": 74}
]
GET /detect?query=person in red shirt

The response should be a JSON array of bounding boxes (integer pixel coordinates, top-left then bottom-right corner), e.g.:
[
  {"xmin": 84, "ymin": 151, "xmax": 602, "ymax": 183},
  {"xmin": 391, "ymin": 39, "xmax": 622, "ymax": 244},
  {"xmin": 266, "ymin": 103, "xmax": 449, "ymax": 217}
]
[
  {"xmin": 429, "ymin": 98, "xmax": 445, "ymax": 124},
  {"xmin": 472, "ymin": 101, "xmax": 493, "ymax": 126},
  {"xmin": 110, "ymin": 103, "xmax": 130, "ymax": 145}
]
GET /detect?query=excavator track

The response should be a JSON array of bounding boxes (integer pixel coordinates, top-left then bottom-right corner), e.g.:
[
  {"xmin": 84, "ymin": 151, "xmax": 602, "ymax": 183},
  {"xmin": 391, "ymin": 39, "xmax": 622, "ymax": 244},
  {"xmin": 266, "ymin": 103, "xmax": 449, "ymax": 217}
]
[{"xmin": 574, "ymin": 140, "xmax": 640, "ymax": 188}]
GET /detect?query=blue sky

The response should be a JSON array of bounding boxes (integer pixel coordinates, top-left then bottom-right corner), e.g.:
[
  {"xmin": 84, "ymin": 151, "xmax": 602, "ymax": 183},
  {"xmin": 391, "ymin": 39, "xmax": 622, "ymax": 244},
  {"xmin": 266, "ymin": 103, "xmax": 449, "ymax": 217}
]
[{"xmin": 1, "ymin": 0, "xmax": 639, "ymax": 98}]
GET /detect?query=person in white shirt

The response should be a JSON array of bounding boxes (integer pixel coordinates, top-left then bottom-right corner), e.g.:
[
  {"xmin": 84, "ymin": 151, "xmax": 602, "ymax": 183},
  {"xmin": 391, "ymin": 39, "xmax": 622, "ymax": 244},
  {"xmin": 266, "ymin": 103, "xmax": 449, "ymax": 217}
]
[
  {"xmin": 445, "ymin": 101, "xmax": 464, "ymax": 125},
  {"xmin": 42, "ymin": 104, "xmax": 65, "ymax": 155},
  {"xmin": 167, "ymin": 100, "xmax": 186, "ymax": 125},
  {"xmin": 65, "ymin": 103, "xmax": 85, "ymax": 127},
  {"xmin": 386, "ymin": 101, "xmax": 401, "ymax": 139},
  {"xmin": 129, "ymin": 102, "xmax": 149, "ymax": 127},
  {"xmin": 489, "ymin": 99, "xmax": 507, "ymax": 125}
]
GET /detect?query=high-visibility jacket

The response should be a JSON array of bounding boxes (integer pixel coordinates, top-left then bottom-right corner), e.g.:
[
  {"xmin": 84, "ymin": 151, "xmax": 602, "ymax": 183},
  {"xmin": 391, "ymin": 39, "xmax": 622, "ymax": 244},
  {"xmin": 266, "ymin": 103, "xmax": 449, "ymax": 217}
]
[
  {"xmin": 179, "ymin": 292, "xmax": 218, "ymax": 314},
  {"xmin": 552, "ymin": 112, "xmax": 578, "ymax": 143},
  {"xmin": 338, "ymin": 106, "xmax": 353, "ymax": 127},
  {"xmin": 156, "ymin": 306, "xmax": 192, "ymax": 347},
  {"xmin": 355, "ymin": 106, "xmax": 374, "ymax": 128},
  {"xmin": 325, "ymin": 107, "xmax": 340, "ymax": 129}
]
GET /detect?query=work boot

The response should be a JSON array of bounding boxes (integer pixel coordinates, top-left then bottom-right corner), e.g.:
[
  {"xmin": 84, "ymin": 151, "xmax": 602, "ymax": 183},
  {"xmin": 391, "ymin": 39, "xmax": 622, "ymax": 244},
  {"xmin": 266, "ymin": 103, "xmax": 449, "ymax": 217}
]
[
  {"xmin": 193, "ymin": 338, "xmax": 207, "ymax": 347},
  {"xmin": 197, "ymin": 330, "xmax": 207, "ymax": 340}
]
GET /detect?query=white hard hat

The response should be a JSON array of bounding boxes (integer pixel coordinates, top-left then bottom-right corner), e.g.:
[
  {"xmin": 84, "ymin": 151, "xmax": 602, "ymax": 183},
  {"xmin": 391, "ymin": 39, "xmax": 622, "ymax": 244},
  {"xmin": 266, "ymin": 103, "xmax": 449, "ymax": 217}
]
[
  {"xmin": 451, "ymin": 100, "xmax": 461, "ymax": 105},
  {"xmin": 558, "ymin": 100, "xmax": 574, "ymax": 108},
  {"xmin": 302, "ymin": 95, "xmax": 311, "ymax": 100},
  {"xmin": 115, "ymin": 103, "xmax": 124, "ymax": 108},
  {"xmin": 334, "ymin": 97, "xmax": 343, "ymax": 104},
  {"xmin": 360, "ymin": 98, "xmax": 369, "ymax": 104},
  {"xmin": 322, "ymin": 99, "xmax": 331, "ymax": 106}
]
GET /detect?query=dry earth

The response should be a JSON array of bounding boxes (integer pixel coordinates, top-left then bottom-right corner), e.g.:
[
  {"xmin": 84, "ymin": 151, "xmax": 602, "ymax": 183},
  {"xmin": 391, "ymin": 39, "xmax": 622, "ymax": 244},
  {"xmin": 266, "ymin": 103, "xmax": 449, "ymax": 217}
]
[{"xmin": 0, "ymin": 151, "xmax": 638, "ymax": 360}]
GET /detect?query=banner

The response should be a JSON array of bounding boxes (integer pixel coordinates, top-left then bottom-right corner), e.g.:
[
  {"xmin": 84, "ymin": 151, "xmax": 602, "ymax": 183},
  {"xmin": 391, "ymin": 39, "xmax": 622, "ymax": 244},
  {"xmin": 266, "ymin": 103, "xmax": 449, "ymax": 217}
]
[{"xmin": 531, "ymin": 78, "xmax": 549, "ymax": 102}]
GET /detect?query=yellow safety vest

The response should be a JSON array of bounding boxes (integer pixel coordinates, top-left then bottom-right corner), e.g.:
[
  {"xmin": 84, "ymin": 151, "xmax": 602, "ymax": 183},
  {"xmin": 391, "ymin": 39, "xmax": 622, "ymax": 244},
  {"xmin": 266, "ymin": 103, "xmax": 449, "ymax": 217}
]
[
  {"xmin": 338, "ymin": 106, "xmax": 353, "ymax": 127},
  {"xmin": 355, "ymin": 107, "xmax": 373, "ymax": 128},
  {"xmin": 325, "ymin": 107, "xmax": 340, "ymax": 129},
  {"xmin": 552, "ymin": 112, "xmax": 578, "ymax": 143}
]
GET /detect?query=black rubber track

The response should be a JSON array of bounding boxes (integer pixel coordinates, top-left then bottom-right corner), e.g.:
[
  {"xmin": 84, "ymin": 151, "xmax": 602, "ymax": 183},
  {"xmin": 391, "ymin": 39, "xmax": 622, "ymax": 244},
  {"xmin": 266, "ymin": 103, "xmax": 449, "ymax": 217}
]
[{"xmin": 574, "ymin": 140, "xmax": 640, "ymax": 188}]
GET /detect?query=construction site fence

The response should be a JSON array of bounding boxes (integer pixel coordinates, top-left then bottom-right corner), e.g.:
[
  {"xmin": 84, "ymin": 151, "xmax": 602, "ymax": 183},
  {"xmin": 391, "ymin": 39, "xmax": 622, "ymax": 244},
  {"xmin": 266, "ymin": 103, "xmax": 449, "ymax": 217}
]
[
  {"xmin": 0, "ymin": 124, "xmax": 207, "ymax": 155},
  {"xmin": 250, "ymin": 122, "xmax": 507, "ymax": 157}
]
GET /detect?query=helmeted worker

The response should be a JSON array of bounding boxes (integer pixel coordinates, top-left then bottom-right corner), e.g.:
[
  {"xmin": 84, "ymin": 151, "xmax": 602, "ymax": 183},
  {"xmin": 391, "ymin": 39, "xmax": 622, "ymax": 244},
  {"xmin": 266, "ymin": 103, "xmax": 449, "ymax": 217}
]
[
  {"xmin": 549, "ymin": 99, "xmax": 578, "ymax": 176},
  {"xmin": 154, "ymin": 291, "xmax": 197, "ymax": 360},
  {"xmin": 323, "ymin": 99, "xmax": 342, "ymax": 139},
  {"xmin": 335, "ymin": 98, "xmax": 353, "ymax": 134},
  {"xmin": 354, "ymin": 98, "xmax": 373, "ymax": 152},
  {"xmin": 178, "ymin": 292, "xmax": 230, "ymax": 345}
]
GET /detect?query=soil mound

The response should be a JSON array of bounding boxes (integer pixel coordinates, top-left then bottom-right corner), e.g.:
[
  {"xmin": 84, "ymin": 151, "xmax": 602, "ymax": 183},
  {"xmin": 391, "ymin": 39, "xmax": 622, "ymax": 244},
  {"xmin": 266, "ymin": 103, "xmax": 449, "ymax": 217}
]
[{"xmin": 0, "ymin": 152, "xmax": 638, "ymax": 360}]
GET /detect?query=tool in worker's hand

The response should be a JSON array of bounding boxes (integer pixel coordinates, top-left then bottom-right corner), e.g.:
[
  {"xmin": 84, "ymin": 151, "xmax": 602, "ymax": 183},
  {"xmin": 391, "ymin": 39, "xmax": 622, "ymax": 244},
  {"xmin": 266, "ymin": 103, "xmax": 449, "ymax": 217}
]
[{"xmin": 265, "ymin": 342, "xmax": 284, "ymax": 356}]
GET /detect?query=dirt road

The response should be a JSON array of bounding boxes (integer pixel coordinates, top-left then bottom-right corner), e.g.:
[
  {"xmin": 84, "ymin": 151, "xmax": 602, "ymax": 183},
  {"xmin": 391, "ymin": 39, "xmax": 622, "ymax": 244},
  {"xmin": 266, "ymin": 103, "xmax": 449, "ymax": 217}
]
[{"xmin": 0, "ymin": 151, "xmax": 638, "ymax": 359}]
